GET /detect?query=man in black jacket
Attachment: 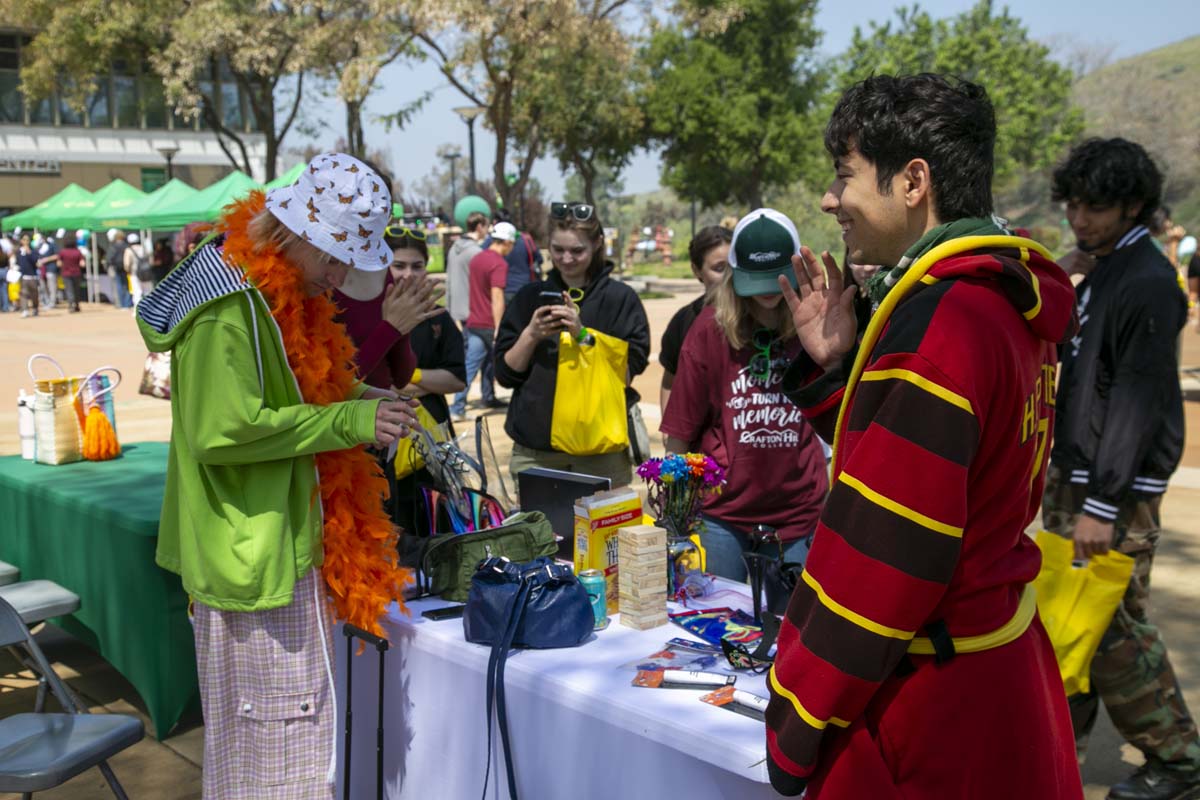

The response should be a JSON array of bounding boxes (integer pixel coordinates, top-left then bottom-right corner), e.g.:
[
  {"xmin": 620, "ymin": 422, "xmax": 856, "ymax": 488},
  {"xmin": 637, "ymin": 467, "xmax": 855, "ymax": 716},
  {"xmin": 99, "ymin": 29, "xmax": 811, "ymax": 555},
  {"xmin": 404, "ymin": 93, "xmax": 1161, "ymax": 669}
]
[{"xmin": 1045, "ymin": 137, "xmax": 1200, "ymax": 800}]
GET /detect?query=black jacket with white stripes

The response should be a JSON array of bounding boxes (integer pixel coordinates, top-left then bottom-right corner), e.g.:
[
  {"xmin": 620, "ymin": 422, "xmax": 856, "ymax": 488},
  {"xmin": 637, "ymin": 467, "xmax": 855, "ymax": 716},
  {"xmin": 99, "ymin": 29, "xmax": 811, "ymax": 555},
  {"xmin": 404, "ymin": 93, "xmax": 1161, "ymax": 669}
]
[{"xmin": 1051, "ymin": 225, "xmax": 1187, "ymax": 521}]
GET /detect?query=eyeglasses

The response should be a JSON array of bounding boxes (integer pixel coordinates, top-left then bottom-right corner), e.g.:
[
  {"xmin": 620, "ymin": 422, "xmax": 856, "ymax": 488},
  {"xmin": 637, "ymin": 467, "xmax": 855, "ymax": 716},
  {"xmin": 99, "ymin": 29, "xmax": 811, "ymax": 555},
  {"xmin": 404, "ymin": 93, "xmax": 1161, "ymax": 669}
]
[
  {"xmin": 749, "ymin": 328, "xmax": 779, "ymax": 383},
  {"xmin": 550, "ymin": 202, "xmax": 595, "ymax": 222},
  {"xmin": 384, "ymin": 225, "xmax": 427, "ymax": 241}
]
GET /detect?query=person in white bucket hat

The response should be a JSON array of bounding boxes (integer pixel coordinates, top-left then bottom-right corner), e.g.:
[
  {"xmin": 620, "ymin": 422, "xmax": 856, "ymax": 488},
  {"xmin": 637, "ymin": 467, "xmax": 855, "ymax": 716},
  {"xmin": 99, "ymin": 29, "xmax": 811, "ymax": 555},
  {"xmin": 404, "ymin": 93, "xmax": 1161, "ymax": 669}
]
[{"xmin": 135, "ymin": 151, "xmax": 418, "ymax": 800}]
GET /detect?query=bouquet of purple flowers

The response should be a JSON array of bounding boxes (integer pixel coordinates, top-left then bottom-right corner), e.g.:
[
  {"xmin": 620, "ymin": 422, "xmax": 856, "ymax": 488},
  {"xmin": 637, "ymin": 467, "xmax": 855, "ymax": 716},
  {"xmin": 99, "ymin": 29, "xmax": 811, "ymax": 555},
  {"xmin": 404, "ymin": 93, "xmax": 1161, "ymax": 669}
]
[{"xmin": 636, "ymin": 453, "xmax": 725, "ymax": 539}]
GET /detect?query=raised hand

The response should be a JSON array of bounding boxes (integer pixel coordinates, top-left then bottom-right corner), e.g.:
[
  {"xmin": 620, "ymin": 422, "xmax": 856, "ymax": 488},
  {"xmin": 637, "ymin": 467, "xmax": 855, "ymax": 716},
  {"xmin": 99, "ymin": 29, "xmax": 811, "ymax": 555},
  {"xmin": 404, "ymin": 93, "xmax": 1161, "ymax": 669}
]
[
  {"xmin": 778, "ymin": 247, "xmax": 859, "ymax": 371},
  {"xmin": 382, "ymin": 275, "xmax": 442, "ymax": 335}
]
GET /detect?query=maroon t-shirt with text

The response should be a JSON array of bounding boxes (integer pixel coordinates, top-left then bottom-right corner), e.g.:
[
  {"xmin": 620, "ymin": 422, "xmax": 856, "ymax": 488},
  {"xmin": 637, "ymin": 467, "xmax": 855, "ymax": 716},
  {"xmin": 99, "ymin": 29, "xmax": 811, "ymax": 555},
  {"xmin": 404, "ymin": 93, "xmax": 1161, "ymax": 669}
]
[
  {"xmin": 466, "ymin": 249, "xmax": 509, "ymax": 330},
  {"xmin": 660, "ymin": 307, "xmax": 828, "ymax": 541}
]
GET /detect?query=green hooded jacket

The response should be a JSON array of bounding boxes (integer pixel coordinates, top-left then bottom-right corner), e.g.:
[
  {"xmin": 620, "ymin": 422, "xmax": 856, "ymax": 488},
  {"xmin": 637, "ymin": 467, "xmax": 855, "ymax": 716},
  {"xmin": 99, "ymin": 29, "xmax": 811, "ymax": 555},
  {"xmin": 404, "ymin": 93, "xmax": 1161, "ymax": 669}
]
[{"xmin": 136, "ymin": 239, "xmax": 378, "ymax": 611}]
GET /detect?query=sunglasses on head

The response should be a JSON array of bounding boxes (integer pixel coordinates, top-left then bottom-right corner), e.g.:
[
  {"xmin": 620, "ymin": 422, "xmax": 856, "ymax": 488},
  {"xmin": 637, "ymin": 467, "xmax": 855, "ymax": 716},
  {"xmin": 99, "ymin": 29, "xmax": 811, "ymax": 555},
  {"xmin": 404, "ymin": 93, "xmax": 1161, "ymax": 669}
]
[
  {"xmin": 384, "ymin": 225, "xmax": 428, "ymax": 241},
  {"xmin": 550, "ymin": 202, "xmax": 595, "ymax": 222}
]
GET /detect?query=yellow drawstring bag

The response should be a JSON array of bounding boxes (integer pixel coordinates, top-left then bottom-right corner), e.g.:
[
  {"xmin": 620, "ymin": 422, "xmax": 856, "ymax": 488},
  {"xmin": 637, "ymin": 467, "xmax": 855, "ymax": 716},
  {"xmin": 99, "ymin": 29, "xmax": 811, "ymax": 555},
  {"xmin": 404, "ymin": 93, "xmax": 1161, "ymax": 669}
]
[
  {"xmin": 550, "ymin": 330, "xmax": 629, "ymax": 456},
  {"xmin": 1033, "ymin": 530, "xmax": 1135, "ymax": 695},
  {"xmin": 393, "ymin": 402, "xmax": 448, "ymax": 479}
]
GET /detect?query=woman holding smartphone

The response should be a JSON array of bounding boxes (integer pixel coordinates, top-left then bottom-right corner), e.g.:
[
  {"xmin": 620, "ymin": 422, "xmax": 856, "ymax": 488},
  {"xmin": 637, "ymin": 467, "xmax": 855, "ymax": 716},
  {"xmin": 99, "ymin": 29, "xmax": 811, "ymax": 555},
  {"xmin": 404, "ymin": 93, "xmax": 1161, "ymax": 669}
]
[{"xmin": 494, "ymin": 202, "xmax": 651, "ymax": 488}]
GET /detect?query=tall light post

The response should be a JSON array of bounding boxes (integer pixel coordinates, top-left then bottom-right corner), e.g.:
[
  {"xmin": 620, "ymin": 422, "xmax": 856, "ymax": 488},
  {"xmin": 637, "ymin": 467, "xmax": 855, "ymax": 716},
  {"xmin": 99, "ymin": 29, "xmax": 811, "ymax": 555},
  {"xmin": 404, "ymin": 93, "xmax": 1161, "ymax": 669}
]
[
  {"xmin": 441, "ymin": 149, "xmax": 462, "ymax": 213},
  {"xmin": 452, "ymin": 105, "xmax": 488, "ymax": 194},
  {"xmin": 156, "ymin": 145, "xmax": 180, "ymax": 181}
]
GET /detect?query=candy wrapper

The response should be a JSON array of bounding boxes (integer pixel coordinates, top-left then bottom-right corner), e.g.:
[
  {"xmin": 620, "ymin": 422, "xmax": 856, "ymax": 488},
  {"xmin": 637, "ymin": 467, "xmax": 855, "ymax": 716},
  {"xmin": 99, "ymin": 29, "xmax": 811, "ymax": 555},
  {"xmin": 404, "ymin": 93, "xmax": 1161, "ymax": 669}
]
[
  {"xmin": 700, "ymin": 685, "xmax": 769, "ymax": 721},
  {"xmin": 669, "ymin": 607, "xmax": 762, "ymax": 647},
  {"xmin": 621, "ymin": 638, "xmax": 728, "ymax": 673}
]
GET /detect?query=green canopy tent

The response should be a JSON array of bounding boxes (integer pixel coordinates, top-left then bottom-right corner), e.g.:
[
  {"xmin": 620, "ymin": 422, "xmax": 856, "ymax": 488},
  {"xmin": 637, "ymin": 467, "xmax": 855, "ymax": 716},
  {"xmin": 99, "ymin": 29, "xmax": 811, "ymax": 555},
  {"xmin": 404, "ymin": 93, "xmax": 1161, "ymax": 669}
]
[
  {"xmin": 140, "ymin": 171, "xmax": 259, "ymax": 230},
  {"xmin": 264, "ymin": 163, "xmax": 304, "ymax": 190},
  {"xmin": 83, "ymin": 179, "xmax": 148, "ymax": 232},
  {"xmin": 95, "ymin": 178, "xmax": 198, "ymax": 231},
  {"xmin": 1, "ymin": 183, "xmax": 97, "ymax": 233}
]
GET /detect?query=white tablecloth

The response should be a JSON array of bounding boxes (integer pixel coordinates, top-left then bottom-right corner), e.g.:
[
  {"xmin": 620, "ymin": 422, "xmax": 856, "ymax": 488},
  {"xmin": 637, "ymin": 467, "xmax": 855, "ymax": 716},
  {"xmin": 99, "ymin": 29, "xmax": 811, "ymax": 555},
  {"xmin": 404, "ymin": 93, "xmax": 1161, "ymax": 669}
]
[{"xmin": 334, "ymin": 582, "xmax": 780, "ymax": 800}]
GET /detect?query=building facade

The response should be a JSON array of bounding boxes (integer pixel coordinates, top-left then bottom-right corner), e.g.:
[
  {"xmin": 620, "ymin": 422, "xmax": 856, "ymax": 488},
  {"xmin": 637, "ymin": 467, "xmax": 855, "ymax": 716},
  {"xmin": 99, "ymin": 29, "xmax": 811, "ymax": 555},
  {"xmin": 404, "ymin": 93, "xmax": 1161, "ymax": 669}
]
[{"xmin": 0, "ymin": 29, "xmax": 269, "ymax": 214}]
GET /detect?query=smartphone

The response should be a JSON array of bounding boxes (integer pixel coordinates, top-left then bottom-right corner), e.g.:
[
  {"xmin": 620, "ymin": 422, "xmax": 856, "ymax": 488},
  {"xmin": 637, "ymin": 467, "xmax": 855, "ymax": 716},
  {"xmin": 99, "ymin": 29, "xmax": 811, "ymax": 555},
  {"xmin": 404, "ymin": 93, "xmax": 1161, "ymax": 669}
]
[
  {"xmin": 421, "ymin": 604, "xmax": 466, "ymax": 621},
  {"xmin": 538, "ymin": 290, "xmax": 565, "ymax": 307}
]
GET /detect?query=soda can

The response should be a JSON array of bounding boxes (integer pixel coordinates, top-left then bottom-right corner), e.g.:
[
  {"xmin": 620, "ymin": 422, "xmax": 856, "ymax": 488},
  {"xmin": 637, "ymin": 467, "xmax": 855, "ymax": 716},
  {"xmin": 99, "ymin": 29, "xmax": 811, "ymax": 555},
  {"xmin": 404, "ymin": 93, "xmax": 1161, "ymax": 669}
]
[{"xmin": 579, "ymin": 569, "xmax": 608, "ymax": 630}]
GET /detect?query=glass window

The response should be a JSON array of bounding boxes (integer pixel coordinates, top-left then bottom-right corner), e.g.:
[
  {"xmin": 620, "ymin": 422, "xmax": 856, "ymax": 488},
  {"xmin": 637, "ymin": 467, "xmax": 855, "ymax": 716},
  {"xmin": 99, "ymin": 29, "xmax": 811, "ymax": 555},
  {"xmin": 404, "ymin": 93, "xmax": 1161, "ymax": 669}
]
[
  {"xmin": 0, "ymin": 70, "xmax": 20, "ymax": 123},
  {"xmin": 87, "ymin": 75, "xmax": 111, "ymax": 127},
  {"xmin": 140, "ymin": 75, "xmax": 167, "ymax": 129},
  {"xmin": 220, "ymin": 81, "xmax": 241, "ymax": 130},
  {"xmin": 113, "ymin": 59, "xmax": 138, "ymax": 127},
  {"xmin": 0, "ymin": 51, "xmax": 16, "ymax": 70},
  {"xmin": 197, "ymin": 79, "xmax": 213, "ymax": 130},
  {"xmin": 58, "ymin": 92, "xmax": 83, "ymax": 126},
  {"xmin": 28, "ymin": 94, "xmax": 51, "ymax": 125}
]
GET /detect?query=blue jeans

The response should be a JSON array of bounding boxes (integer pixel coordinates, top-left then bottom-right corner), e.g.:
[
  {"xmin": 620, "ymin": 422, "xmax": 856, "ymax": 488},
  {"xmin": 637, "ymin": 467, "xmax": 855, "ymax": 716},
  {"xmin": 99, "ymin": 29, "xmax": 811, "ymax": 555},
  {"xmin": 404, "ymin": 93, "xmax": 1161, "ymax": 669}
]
[
  {"xmin": 698, "ymin": 515, "xmax": 812, "ymax": 583},
  {"xmin": 108, "ymin": 269, "xmax": 133, "ymax": 308},
  {"xmin": 451, "ymin": 327, "xmax": 495, "ymax": 416}
]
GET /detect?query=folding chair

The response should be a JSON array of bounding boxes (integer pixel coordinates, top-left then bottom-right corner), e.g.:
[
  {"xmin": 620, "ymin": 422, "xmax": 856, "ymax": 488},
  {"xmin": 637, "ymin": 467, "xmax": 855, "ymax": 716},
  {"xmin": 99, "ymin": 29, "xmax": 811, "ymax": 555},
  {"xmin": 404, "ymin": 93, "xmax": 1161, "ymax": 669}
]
[{"xmin": 0, "ymin": 593, "xmax": 143, "ymax": 799}]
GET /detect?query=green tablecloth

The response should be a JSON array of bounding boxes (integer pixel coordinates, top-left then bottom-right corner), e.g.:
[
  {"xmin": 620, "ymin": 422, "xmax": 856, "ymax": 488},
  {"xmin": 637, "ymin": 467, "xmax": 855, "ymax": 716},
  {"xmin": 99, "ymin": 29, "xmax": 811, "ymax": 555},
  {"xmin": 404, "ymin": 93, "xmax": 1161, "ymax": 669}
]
[{"xmin": 0, "ymin": 442, "xmax": 197, "ymax": 739}]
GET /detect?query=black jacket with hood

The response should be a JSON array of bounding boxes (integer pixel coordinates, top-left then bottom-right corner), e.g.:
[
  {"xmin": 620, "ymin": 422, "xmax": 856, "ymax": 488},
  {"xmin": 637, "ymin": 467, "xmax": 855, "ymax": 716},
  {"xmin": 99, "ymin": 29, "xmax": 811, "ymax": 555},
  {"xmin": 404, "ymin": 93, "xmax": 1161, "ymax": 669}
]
[
  {"xmin": 1051, "ymin": 225, "xmax": 1187, "ymax": 522},
  {"xmin": 494, "ymin": 262, "xmax": 650, "ymax": 452}
]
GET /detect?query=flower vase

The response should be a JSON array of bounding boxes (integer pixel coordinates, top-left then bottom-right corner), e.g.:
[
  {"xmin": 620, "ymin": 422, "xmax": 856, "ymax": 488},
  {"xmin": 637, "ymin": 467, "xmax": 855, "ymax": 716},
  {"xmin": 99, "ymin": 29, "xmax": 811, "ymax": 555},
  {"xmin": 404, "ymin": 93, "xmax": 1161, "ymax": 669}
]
[{"xmin": 659, "ymin": 517, "xmax": 697, "ymax": 597}]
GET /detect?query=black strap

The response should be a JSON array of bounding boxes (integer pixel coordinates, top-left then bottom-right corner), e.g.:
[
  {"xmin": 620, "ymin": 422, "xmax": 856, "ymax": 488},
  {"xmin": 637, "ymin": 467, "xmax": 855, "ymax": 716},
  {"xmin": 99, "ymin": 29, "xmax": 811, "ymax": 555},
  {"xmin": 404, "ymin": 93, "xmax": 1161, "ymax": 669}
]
[
  {"xmin": 482, "ymin": 578, "xmax": 530, "ymax": 800},
  {"xmin": 924, "ymin": 619, "xmax": 956, "ymax": 664}
]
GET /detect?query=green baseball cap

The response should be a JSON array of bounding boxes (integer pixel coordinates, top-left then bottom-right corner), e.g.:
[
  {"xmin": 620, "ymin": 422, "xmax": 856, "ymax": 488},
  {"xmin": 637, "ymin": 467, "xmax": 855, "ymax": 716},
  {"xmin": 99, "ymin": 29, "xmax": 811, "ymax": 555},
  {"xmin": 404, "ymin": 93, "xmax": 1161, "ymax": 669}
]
[{"xmin": 728, "ymin": 208, "xmax": 802, "ymax": 297}]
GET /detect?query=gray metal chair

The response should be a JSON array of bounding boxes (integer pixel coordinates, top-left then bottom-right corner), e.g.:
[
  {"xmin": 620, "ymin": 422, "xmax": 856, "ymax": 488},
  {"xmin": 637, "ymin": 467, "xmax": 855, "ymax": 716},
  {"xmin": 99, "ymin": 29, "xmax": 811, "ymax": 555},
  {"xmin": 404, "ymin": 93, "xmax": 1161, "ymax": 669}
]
[
  {"xmin": 0, "ymin": 562, "xmax": 18, "ymax": 587},
  {"xmin": 0, "ymin": 593, "xmax": 142, "ymax": 799},
  {"xmin": 0, "ymin": 581, "xmax": 80, "ymax": 626}
]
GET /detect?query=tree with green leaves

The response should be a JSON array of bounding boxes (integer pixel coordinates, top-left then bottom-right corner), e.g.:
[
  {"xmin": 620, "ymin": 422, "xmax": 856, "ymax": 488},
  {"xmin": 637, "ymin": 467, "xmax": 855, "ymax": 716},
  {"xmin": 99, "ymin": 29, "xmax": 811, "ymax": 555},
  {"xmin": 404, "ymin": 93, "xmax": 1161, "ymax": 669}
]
[
  {"xmin": 535, "ymin": 20, "xmax": 645, "ymax": 209},
  {"xmin": 642, "ymin": 0, "xmax": 825, "ymax": 211},
  {"xmin": 834, "ymin": 0, "xmax": 1083, "ymax": 195},
  {"xmin": 15, "ymin": 0, "xmax": 315, "ymax": 181},
  {"xmin": 417, "ymin": 0, "xmax": 635, "ymax": 227}
]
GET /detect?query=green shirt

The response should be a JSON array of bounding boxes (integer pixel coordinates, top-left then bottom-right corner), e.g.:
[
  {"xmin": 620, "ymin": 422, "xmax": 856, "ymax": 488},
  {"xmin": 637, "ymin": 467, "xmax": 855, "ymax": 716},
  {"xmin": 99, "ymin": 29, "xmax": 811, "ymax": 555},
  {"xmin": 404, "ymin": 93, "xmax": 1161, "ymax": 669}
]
[{"xmin": 137, "ymin": 242, "xmax": 377, "ymax": 611}]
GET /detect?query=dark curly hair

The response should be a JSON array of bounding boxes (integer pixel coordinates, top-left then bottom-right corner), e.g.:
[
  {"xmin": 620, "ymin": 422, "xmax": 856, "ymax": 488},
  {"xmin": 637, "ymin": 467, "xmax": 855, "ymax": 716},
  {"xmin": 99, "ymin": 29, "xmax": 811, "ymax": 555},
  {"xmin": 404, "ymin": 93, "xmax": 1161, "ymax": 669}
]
[
  {"xmin": 825, "ymin": 73, "xmax": 996, "ymax": 221},
  {"xmin": 1051, "ymin": 138, "xmax": 1162, "ymax": 226},
  {"xmin": 688, "ymin": 225, "xmax": 732, "ymax": 272}
]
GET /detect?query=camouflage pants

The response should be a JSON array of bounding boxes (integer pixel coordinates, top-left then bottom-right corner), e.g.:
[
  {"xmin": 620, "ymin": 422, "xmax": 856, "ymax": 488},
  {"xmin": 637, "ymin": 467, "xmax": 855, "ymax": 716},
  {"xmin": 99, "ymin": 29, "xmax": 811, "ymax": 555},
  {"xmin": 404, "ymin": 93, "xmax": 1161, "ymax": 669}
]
[{"xmin": 1042, "ymin": 465, "xmax": 1200, "ymax": 775}]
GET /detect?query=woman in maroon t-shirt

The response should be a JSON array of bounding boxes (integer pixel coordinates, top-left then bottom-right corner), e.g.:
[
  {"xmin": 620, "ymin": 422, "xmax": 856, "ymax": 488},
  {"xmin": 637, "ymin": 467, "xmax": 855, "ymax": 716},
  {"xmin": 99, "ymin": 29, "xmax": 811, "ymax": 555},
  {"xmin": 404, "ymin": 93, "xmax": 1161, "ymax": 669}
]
[{"xmin": 661, "ymin": 209, "xmax": 828, "ymax": 581}]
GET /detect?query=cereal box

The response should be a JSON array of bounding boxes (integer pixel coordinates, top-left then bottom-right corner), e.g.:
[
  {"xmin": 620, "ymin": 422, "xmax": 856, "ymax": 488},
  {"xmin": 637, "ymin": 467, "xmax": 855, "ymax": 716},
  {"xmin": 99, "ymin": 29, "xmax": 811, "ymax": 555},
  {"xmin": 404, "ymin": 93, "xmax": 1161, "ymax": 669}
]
[{"xmin": 574, "ymin": 487, "xmax": 642, "ymax": 613}]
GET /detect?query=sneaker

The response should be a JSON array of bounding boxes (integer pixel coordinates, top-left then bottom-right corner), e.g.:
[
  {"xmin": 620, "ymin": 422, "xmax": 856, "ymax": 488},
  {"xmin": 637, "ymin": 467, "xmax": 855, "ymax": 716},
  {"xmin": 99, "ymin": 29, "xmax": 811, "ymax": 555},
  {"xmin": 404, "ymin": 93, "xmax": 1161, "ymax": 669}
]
[
  {"xmin": 20, "ymin": 311, "xmax": 28, "ymax": 318},
  {"xmin": 484, "ymin": 398, "xmax": 509, "ymax": 409},
  {"xmin": 451, "ymin": 411, "xmax": 467, "ymax": 423},
  {"xmin": 1107, "ymin": 762, "xmax": 1200, "ymax": 800}
]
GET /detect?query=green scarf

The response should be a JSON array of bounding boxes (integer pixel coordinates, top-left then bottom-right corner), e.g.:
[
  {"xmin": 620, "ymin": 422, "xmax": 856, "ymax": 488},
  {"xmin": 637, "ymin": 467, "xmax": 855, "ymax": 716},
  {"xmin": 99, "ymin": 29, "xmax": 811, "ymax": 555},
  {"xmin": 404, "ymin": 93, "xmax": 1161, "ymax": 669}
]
[{"xmin": 866, "ymin": 217, "xmax": 1003, "ymax": 306}]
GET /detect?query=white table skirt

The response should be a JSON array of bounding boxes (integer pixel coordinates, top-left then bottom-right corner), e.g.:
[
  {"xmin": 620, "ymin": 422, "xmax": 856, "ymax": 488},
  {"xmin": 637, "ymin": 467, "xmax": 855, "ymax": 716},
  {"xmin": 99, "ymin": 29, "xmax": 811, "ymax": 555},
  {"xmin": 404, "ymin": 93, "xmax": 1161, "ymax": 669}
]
[{"xmin": 334, "ymin": 582, "xmax": 781, "ymax": 800}]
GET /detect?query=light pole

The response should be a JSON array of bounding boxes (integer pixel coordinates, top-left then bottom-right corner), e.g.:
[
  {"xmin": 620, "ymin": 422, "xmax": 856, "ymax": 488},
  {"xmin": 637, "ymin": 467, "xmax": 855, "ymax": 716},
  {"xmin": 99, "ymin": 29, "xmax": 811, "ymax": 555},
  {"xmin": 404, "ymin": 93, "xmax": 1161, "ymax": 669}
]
[
  {"xmin": 156, "ymin": 145, "xmax": 180, "ymax": 181},
  {"xmin": 452, "ymin": 105, "xmax": 487, "ymax": 194},
  {"xmin": 441, "ymin": 149, "xmax": 462, "ymax": 212}
]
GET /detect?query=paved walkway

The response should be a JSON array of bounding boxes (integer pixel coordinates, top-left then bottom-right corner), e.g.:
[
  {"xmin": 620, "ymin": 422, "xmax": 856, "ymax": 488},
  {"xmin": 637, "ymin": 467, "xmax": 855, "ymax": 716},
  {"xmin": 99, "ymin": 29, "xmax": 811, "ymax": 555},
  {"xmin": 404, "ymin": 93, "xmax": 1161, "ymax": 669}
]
[{"xmin": 2, "ymin": 295, "xmax": 1200, "ymax": 798}]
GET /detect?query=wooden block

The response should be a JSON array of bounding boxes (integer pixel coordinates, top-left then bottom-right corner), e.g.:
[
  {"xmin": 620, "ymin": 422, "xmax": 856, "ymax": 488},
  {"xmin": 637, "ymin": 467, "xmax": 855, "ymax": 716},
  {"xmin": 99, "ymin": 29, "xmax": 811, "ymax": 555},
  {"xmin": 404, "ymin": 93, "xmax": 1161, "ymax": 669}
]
[{"xmin": 620, "ymin": 610, "xmax": 669, "ymax": 631}]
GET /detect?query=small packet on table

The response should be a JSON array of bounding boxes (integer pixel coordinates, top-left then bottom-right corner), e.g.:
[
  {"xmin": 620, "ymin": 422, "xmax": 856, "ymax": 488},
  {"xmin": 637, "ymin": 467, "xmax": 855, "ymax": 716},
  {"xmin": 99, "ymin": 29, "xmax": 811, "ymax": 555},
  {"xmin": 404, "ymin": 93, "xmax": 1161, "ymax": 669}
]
[
  {"xmin": 621, "ymin": 637, "xmax": 727, "ymax": 673},
  {"xmin": 633, "ymin": 670, "xmax": 735, "ymax": 690},
  {"xmin": 669, "ymin": 607, "xmax": 762, "ymax": 647},
  {"xmin": 700, "ymin": 685, "xmax": 769, "ymax": 721}
]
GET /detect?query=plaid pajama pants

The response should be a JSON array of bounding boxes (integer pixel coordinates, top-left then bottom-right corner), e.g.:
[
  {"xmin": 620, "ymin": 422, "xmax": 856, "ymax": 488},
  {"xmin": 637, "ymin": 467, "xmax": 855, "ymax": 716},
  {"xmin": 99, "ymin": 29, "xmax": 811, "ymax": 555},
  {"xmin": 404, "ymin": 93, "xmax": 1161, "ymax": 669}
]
[{"xmin": 193, "ymin": 568, "xmax": 337, "ymax": 800}]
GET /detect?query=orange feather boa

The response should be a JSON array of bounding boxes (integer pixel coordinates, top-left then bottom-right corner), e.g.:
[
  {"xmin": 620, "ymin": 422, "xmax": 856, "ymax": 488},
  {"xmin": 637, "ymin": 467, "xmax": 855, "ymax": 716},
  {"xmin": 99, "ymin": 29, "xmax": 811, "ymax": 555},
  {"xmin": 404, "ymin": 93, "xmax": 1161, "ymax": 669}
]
[{"xmin": 220, "ymin": 193, "xmax": 411, "ymax": 635}]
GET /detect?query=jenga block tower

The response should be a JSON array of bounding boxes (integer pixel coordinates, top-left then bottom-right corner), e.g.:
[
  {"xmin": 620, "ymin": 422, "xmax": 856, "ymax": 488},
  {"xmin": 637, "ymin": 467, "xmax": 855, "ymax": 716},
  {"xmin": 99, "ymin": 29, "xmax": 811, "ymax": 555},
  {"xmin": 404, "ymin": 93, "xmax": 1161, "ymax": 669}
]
[{"xmin": 618, "ymin": 524, "xmax": 668, "ymax": 630}]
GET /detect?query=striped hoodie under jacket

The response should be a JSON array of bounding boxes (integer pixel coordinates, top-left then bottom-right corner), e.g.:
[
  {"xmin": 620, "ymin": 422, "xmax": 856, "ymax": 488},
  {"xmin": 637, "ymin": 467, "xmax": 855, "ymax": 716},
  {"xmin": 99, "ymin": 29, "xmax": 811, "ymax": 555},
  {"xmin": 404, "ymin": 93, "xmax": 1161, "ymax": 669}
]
[{"xmin": 766, "ymin": 234, "xmax": 1080, "ymax": 798}]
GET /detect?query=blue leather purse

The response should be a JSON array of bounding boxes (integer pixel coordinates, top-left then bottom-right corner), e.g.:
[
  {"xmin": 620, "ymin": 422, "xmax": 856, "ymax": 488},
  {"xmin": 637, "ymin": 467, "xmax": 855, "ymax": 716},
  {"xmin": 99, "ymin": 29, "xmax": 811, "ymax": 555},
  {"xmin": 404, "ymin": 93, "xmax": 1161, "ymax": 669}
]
[{"xmin": 463, "ymin": 556, "xmax": 593, "ymax": 799}]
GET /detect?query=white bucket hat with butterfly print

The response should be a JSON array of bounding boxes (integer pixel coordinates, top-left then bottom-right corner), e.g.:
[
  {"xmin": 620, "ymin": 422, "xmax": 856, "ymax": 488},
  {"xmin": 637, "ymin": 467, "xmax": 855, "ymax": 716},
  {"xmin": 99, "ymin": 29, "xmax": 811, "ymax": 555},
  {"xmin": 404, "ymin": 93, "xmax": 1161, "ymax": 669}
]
[{"xmin": 264, "ymin": 152, "xmax": 393, "ymax": 272}]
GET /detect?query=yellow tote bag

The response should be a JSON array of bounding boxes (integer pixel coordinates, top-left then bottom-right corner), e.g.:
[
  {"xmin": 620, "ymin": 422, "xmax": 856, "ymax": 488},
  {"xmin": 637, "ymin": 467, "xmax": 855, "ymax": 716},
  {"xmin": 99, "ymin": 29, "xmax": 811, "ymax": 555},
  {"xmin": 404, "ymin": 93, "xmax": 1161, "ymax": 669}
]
[
  {"xmin": 1033, "ymin": 530, "xmax": 1135, "ymax": 695},
  {"xmin": 550, "ymin": 329, "xmax": 629, "ymax": 456},
  {"xmin": 393, "ymin": 403, "xmax": 449, "ymax": 479}
]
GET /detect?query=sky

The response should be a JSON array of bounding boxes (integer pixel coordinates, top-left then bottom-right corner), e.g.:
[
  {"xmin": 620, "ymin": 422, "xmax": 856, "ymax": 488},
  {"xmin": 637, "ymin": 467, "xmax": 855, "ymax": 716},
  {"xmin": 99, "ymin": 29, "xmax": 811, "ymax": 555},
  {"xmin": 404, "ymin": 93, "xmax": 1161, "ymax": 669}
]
[{"xmin": 301, "ymin": 0, "xmax": 1200, "ymax": 203}]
